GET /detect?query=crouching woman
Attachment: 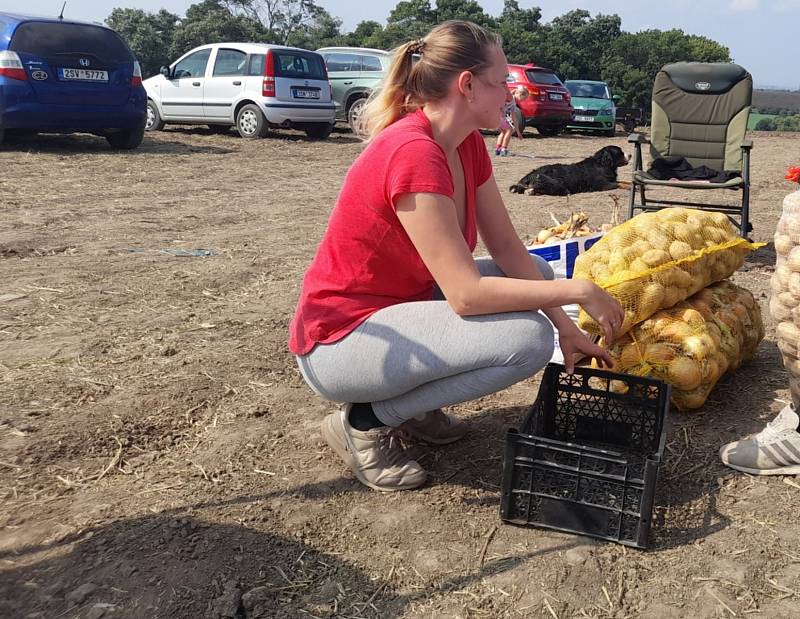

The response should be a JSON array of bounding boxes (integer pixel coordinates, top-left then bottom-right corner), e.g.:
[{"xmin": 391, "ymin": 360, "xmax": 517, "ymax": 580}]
[{"xmin": 288, "ymin": 20, "xmax": 622, "ymax": 492}]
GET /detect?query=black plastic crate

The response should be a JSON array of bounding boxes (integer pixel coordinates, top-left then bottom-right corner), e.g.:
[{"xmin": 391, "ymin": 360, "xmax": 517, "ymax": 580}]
[{"xmin": 500, "ymin": 363, "xmax": 670, "ymax": 548}]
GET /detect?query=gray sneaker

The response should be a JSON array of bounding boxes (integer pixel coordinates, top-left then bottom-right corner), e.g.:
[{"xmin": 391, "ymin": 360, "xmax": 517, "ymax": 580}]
[
  {"xmin": 719, "ymin": 404, "xmax": 800, "ymax": 475},
  {"xmin": 399, "ymin": 409, "xmax": 467, "ymax": 445},
  {"xmin": 321, "ymin": 405, "xmax": 426, "ymax": 491}
]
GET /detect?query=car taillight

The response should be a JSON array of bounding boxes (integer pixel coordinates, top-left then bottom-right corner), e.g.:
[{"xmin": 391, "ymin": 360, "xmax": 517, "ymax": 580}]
[
  {"xmin": 131, "ymin": 60, "xmax": 142, "ymax": 87},
  {"xmin": 262, "ymin": 50, "xmax": 275, "ymax": 97},
  {"xmin": 0, "ymin": 51, "xmax": 27, "ymax": 81},
  {"xmin": 527, "ymin": 86, "xmax": 542, "ymax": 99},
  {"xmin": 564, "ymin": 91, "xmax": 571, "ymax": 104}
]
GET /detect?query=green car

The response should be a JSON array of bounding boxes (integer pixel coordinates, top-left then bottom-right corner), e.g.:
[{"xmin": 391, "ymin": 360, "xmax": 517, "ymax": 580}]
[
  {"xmin": 317, "ymin": 46, "xmax": 391, "ymax": 134},
  {"xmin": 564, "ymin": 80, "xmax": 620, "ymax": 136}
]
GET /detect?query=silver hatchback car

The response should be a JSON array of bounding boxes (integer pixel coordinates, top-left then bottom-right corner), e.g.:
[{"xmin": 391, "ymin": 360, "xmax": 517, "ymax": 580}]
[{"xmin": 143, "ymin": 42, "xmax": 335, "ymax": 139}]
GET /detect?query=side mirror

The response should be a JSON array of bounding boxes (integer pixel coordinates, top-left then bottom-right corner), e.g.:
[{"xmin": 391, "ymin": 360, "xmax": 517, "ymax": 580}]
[
  {"xmin": 612, "ymin": 94, "xmax": 621, "ymax": 102},
  {"xmin": 159, "ymin": 66, "xmax": 171, "ymax": 78}
]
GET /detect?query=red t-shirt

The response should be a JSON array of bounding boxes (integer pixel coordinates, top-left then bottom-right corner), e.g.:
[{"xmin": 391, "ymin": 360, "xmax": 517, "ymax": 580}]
[{"xmin": 288, "ymin": 109, "xmax": 493, "ymax": 355}]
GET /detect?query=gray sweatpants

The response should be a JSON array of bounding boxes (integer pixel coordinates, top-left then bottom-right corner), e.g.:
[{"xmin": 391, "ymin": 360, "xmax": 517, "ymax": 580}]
[{"xmin": 296, "ymin": 256, "xmax": 555, "ymax": 427}]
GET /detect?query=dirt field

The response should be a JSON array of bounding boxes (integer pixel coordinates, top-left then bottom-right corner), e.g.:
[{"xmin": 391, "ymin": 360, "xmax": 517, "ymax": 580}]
[{"xmin": 1, "ymin": 125, "xmax": 799, "ymax": 619}]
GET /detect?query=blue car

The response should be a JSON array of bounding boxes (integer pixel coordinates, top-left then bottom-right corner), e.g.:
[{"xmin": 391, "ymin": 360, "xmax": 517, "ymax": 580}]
[{"xmin": 0, "ymin": 12, "xmax": 146, "ymax": 149}]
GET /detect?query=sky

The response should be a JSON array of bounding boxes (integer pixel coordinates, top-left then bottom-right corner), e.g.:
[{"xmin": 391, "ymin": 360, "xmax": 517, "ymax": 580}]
[{"xmin": 9, "ymin": 0, "xmax": 800, "ymax": 89}]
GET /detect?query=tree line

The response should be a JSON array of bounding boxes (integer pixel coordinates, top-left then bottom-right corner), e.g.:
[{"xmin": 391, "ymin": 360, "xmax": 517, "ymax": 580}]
[
  {"xmin": 107, "ymin": 0, "xmax": 731, "ymax": 109},
  {"xmin": 754, "ymin": 116, "xmax": 800, "ymax": 132}
]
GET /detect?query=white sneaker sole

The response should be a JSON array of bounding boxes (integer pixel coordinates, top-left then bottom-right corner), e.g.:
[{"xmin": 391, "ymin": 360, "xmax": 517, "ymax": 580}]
[
  {"xmin": 722, "ymin": 461, "xmax": 800, "ymax": 476},
  {"xmin": 399, "ymin": 427, "xmax": 466, "ymax": 445}
]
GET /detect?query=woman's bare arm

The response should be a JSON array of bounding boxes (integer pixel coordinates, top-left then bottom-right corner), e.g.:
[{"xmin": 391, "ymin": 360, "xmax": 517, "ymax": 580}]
[{"xmin": 394, "ymin": 191, "xmax": 590, "ymax": 316}]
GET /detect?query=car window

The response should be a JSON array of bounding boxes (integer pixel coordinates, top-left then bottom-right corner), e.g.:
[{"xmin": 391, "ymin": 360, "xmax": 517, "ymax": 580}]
[
  {"xmin": 247, "ymin": 53, "xmax": 265, "ymax": 76},
  {"xmin": 324, "ymin": 53, "xmax": 359, "ymax": 72},
  {"xmin": 9, "ymin": 22, "xmax": 133, "ymax": 62},
  {"xmin": 566, "ymin": 82, "xmax": 610, "ymax": 99},
  {"xmin": 360, "ymin": 55, "xmax": 383, "ymax": 72},
  {"xmin": 213, "ymin": 48, "xmax": 247, "ymax": 76},
  {"xmin": 526, "ymin": 70, "xmax": 563, "ymax": 86},
  {"xmin": 274, "ymin": 52, "xmax": 325, "ymax": 79},
  {"xmin": 174, "ymin": 48, "xmax": 211, "ymax": 79}
]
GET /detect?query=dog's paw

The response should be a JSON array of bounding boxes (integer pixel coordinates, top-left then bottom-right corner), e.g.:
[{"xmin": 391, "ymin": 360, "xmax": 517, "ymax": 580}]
[{"xmin": 524, "ymin": 188, "xmax": 536, "ymax": 196}]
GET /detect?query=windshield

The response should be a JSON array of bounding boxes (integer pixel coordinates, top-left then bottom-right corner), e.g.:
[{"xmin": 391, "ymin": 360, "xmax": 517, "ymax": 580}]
[{"xmin": 566, "ymin": 82, "xmax": 611, "ymax": 99}]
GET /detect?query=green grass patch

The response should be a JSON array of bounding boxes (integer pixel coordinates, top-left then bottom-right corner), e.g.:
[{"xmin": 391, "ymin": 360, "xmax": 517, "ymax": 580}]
[{"xmin": 748, "ymin": 113, "xmax": 779, "ymax": 130}]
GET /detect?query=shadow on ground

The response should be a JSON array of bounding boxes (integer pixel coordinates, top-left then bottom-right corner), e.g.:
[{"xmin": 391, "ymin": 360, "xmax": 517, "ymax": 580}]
[{"xmin": 0, "ymin": 511, "xmax": 575, "ymax": 619}]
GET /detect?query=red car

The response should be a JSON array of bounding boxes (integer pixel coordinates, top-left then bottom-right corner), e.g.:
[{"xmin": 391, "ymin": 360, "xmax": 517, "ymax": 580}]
[{"xmin": 507, "ymin": 63, "xmax": 573, "ymax": 136}]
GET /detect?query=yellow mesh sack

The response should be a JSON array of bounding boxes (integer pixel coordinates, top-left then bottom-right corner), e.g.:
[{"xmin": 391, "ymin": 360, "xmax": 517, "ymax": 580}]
[
  {"xmin": 573, "ymin": 208, "xmax": 762, "ymax": 337},
  {"xmin": 601, "ymin": 281, "xmax": 763, "ymax": 411}
]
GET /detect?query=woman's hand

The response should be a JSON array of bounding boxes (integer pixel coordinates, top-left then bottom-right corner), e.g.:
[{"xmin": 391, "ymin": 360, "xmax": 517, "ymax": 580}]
[
  {"xmin": 575, "ymin": 280, "xmax": 624, "ymax": 345},
  {"xmin": 557, "ymin": 321, "xmax": 615, "ymax": 374}
]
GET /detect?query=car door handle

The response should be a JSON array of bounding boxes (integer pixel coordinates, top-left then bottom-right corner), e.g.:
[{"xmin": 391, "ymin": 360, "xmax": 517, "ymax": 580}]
[
  {"xmin": 192, "ymin": 81, "xmax": 201, "ymax": 86},
  {"xmin": 343, "ymin": 81, "xmax": 353, "ymax": 85},
  {"xmin": 232, "ymin": 80, "xmax": 242, "ymax": 86}
]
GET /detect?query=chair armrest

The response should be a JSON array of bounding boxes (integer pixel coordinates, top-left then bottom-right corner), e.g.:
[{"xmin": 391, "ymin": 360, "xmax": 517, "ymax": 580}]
[
  {"xmin": 627, "ymin": 132, "xmax": 649, "ymax": 144},
  {"xmin": 741, "ymin": 139, "xmax": 753, "ymax": 150}
]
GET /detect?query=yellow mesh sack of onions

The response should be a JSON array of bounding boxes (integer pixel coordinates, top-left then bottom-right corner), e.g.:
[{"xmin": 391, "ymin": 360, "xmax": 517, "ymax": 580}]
[
  {"xmin": 573, "ymin": 208, "xmax": 762, "ymax": 338},
  {"xmin": 600, "ymin": 281, "xmax": 763, "ymax": 411}
]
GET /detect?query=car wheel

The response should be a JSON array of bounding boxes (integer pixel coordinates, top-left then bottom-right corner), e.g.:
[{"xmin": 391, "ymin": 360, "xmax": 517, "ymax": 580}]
[
  {"xmin": 304, "ymin": 122, "xmax": 334, "ymax": 140},
  {"xmin": 236, "ymin": 104, "xmax": 267, "ymax": 139},
  {"xmin": 537, "ymin": 125, "xmax": 563, "ymax": 137},
  {"xmin": 347, "ymin": 98, "xmax": 367, "ymax": 135},
  {"xmin": 145, "ymin": 100, "xmax": 165, "ymax": 131},
  {"xmin": 106, "ymin": 125, "xmax": 145, "ymax": 150},
  {"xmin": 605, "ymin": 127, "xmax": 616, "ymax": 137}
]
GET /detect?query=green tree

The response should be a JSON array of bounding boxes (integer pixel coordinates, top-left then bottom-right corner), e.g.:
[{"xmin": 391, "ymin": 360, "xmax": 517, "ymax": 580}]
[
  {"xmin": 350, "ymin": 0, "xmax": 495, "ymax": 53},
  {"xmin": 170, "ymin": 0, "xmax": 268, "ymax": 58},
  {"xmin": 755, "ymin": 118, "xmax": 776, "ymax": 130},
  {"xmin": 776, "ymin": 115, "xmax": 800, "ymax": 131},
  {"xmin": 494, "ymin": 0, "xmax": 542, "ymax": 64},
  {"xmin": 106, "ymin": 0, "xmax": 737, "ymax": 115},
  {"xmin": 106, "ymin": 8, "xmax": 179, "ymax": 77},
  {"xmin": 344, "ymin": 20, "xmax": 385, "ymax": 47},
  {"xmin": 435, "ymin": 0, "xmax": 494, "ymax": 27},
  {"xmin": 215, "ymin": 0, "xmax": 343, "ymax": 47},
  {"xmin": 375, "ymin": 0, "xmax": 436, "ymax": 49},
  {"xmin": 599, "ymin": 29, "xmax": 730, "ymax": 108},
  {"xmin": 599, "ymin": 60, "xmax": 651, "ymax": 109},
  {"xmin": 538, "ymin": 10, "xmax": 622, "ymax": 80}
]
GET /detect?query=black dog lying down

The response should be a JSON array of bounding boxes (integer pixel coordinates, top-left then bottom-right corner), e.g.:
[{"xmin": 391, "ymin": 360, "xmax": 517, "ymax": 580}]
[{"xmin": 509, "ymin": 145, "xmax": 629, "ymax": 196}]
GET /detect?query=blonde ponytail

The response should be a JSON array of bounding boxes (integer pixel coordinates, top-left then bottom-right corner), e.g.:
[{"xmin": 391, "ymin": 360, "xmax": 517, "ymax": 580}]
[
  {"xmin": 359, "ymin": 21, "xmax": 502, "ymax": 141},
  {"xmin": 359, "ymin": 40, "xmax": 420, "ymax": 139}
]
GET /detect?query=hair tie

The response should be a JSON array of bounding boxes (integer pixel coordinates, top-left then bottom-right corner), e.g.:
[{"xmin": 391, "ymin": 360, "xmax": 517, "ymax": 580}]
[{"xmin": 408, "ymin": 39, "xmax": 425, "ymax": 55}]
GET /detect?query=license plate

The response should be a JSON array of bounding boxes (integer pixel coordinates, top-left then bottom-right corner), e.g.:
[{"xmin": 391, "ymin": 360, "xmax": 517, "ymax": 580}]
[
  {"xmin": 574, "ymin": 115, "xmax": 594, "ymax": 122},
  {"xmin": 293, "ymin": 89, "xmax": 320, "ymax": 99},
  {"xmin": 548, "ymin": 92, "xmax": 563, "ymax": 101},
  {"xmin": 59, "ymin": 68, "xmax": 108, "ymax": 82}
]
